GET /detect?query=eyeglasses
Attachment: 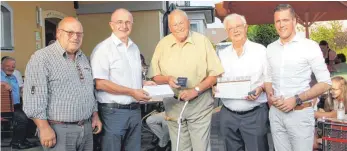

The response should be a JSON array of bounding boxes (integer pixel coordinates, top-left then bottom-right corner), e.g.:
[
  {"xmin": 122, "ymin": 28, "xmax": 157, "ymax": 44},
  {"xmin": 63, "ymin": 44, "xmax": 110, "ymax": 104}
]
[
  {"xmin": 111, "ymin": 20, "xmax": 133, "ymax": 26},
  {"xmin": 227, "ymin": 24, "xmax": 245, "ymax": 32},
  {"xmin": 331, "ymin": 87, "xmax": 341, "ymax": 91},
  {"xmin": 76, "ymin": 64, "xmax": 84, "ymax": 80},
  {"xmin": 59, "ymin": 29, "xmax": 84, "ymax": 38}
]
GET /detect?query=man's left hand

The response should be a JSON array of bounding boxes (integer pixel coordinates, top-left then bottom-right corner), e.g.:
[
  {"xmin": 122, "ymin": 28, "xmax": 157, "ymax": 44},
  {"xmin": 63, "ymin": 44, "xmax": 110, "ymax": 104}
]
[
  {"xmin": 276, "ymin": 97, "xmax": 297, "ymax": 112},
  {"xmin": 179, "ymin": 88, "xmax": 198, "ymax": 101},
  {"xmin": 143, "ymin": 81, "xmax": 157, "ymax": 86},
  {"xmin": 91, "ymin": 112, "xmax": 102, "ymax": 134}
]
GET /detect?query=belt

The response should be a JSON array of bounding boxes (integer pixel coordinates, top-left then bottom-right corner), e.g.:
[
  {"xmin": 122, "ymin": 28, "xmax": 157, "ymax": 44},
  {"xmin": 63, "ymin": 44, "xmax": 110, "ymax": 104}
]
[
  {"xmin": 99, "ymin": 102, "xmax": 140, "ymax": 110},
  {"xmin": 294, "ymin": 102, "xmax": 312, "ymax": 110},
  {"xmin": 48, "ymin": 118, "xmax": 90, "ymax": 126},
  {"xmin": 224, "ymin": 105, "xmax": 260, "ymax": 115}
]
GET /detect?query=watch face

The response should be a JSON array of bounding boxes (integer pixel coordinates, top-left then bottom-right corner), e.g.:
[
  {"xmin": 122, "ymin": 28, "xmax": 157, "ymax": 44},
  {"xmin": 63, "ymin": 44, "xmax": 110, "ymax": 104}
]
[
  {"xmin": 296, "ymin": 99, "xmax": 301, "ymax": 105},
  {"xmin": 295, "ymin": 95, "xmax": 302, "ymax": 105},
  {"xmin": 195, "ymin": 87, "xmax": 200, "ymax": 92}
]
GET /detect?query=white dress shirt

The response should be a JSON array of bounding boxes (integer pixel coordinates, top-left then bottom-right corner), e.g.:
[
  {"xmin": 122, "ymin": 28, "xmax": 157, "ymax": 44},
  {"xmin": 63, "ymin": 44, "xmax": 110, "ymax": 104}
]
[
  {"xmin": 91, "ymin": 33, "xmax": 142, "ymax": 104},
  {"xmin": 265, "ymin": 34, "xmax": 331, "ymax": 101},
  {"xmin": 218, "ymin": 40, "xmax": 268, "ymax": 111},
  {"xmin": 13, "ymin": 70, "xmax": 24, "ymax": 88}
]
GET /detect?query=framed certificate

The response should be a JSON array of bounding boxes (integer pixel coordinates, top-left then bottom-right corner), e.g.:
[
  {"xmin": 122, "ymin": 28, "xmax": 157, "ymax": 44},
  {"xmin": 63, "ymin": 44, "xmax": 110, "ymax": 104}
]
[
  {"xmin": 215, "ymin": 80, "xmax": 251, "ymax": 99},
  {"xmin": 143, "ymin": 84, "xmax": 174, "ymax": 100}
]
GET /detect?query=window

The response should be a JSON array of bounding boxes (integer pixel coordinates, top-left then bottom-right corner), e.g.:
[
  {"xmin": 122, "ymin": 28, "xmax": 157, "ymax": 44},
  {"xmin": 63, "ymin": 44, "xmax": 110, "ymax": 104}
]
[
  {"xmin": 190, "ymin": 20, "xmax": 204, "ymax": 34},
  {"xmin": 1, "ymin": 2, "xmax": 14, "ymax": 51},
  {"xmin": 190, "ymin": 23, "xmax": 198, "ymax": 33}
]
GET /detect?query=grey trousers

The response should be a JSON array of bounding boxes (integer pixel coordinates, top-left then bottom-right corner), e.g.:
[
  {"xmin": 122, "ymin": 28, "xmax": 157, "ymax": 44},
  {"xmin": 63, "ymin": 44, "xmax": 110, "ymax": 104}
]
[
  {"xmin": 164, "ymin": 90, "xmax": 214, "ymax": 151},
  {"xmin": 220, "ymin": 103, "xmax": 269, "ymax": 151},
  {"xmin": 269, "ymin": 106, "xmax": 315, "ymax": 151},
  {"xmin": 99, "ymin": 106, "xmax": 141, "ymax": 151},
  {"xmin": 42, "ymin": 120, "xmax": 93, "ymax": 151},
  {"xmin": 146, "ymin": 112, "xmax": 170, "ymax": 147}
]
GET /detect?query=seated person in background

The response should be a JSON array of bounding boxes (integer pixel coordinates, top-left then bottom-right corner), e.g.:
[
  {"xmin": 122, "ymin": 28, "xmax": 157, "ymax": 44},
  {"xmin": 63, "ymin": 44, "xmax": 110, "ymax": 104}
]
[
  {"xmin": 313, "ymin": 76, "xmax": 347, "ymax": 149},
  {"xmin": 1, "ymin": 56, "xmax": 24, "ymax": 94},
  {"xmin": 334, "ymin": 53, "xmax": 347, "ymax": 72},
  {"xmin": 1, "ymin": 56, "xmax": 36, "ymax": 149},
  {"xmin": 315, "ymin": 76, "xmax": 347, "ymax": 118},
  {"xmin": 146, "ymin": 111, "xmax": 170, "ymax": 151},
  {"xmin": 141, "ymin": 54, "xmax": 149, "ymax": 80},
  {"xmin": 319, "ymin": 40, "xmax": 337, "ymax": 72}
]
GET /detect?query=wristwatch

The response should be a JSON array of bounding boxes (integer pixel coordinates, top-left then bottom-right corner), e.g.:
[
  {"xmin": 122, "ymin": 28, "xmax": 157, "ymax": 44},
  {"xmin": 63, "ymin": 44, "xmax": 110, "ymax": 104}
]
[
  {"xmin": 194, "ymin": 86, "xmax": 201, "ymax": 94},
  {"xmin": 295, "ymin": 94, "xmax": 303, "ymax": 106}
]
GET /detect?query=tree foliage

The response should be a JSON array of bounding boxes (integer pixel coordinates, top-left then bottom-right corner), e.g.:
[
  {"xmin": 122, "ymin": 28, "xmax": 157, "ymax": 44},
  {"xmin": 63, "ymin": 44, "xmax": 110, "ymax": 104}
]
[
  {"xmin": 310, "ymin": 21, "xmax": 347, "ymax": 56},
  {"xmin": 247, "ymin": 24, "xmax": 279, "ymax": 47}
]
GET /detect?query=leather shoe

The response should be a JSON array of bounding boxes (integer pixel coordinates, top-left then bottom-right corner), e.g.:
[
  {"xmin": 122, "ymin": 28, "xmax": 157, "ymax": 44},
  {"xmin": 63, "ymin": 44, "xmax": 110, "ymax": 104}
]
[{"xmin": 11, "ymin": 142, "xmax": 31, "ymax": 149}]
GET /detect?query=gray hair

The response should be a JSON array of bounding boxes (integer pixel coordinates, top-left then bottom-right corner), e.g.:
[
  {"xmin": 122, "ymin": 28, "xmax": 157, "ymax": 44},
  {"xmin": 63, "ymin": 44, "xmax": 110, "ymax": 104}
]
[
  {"xmin": 223, "ymin": 13, "xmax": 247, "ymax": 29},
  {"xmin": 1, "ymin": 56, "xmax": 15, "ymax": 64}
]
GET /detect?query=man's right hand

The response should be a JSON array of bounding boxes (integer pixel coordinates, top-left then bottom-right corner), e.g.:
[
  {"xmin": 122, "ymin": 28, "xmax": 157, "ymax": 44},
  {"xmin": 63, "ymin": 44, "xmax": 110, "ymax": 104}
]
[
  {"xmin": 1, "ymin": 82, "xmax": 12, "ymax": 91},
  {"xmin": 39, "ymin": 126, "xmax": 56, "ymax": 148},
  {"xmin": 168, "ymin": 76, "xmax": 180, "ymax": 88},
  {"xmin": 132, "ymin": 89, "xmax": 151, "ymax": 102},
  {"xmin": 212, "ymin": 86, "xmax": 218, "ymax": 96}
]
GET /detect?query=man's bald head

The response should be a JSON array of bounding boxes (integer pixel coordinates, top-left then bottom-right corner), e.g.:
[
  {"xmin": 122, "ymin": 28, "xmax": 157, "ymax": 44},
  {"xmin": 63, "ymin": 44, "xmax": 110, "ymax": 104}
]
[
  {"xmin": 168, "ymin": 9, "xmax": 190, "ymax": 43},
  {"xmin": 56, "ymin": 17, "xmax": 84, "ymax": 54},
  {"xmin": 109, "ymin": 8, "xmax": 133, "ymax": 42},
  {"xmin": 111, "ymin": 8, "xmax": 133, "ymax": 22},
  {"xmin": 57, "ymin": 17, "xmax": 82, "ymax": 31}
]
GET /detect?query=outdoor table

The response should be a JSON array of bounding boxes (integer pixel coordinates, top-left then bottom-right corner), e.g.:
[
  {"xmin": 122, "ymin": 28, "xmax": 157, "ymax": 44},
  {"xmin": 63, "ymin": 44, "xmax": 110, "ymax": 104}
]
[{"xmin": 317, "ymin": 118, "xmax": 347, "ymax": 151}]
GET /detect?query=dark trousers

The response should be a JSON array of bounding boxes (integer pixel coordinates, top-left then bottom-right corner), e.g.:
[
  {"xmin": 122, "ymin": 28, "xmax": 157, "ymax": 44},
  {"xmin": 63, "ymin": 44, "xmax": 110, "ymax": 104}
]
[
  {"xmin": 99, "ymin": 106, "xmax": 141, "ymax": 151},
  {"xmin": 220, "ymin": 103, "xmax": 269, "ymax": 151},
  {"xmin": 12, "ymin": 104, "xmax": 29, "ymax": 143}
]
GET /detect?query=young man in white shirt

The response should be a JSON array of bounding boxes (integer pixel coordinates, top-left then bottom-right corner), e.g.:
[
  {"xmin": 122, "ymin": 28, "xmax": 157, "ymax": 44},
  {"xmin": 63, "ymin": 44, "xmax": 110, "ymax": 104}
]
[{"xmin": 265, "ymin": 4, "xmax": 331, "ymax": 151}]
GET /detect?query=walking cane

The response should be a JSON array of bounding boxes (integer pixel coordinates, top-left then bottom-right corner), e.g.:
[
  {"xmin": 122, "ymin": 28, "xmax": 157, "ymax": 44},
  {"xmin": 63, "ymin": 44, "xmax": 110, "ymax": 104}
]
[{"xmin": 176, "ymin": 97, "xmax": 189, "ymax": 151}]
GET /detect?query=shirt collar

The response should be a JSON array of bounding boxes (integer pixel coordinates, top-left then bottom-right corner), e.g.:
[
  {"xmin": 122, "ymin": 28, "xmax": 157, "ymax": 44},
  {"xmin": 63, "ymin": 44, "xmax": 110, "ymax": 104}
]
[
  {"xmin": 277, "ymin": 33, "xmax": 302, "ymax": 46},
  {"xmin": 169, "ymin": 31, "xmax": 195, "ymax": 47},
  {"xmin": 230, "ymin": 39, "xmax": 250, "ymax": 57},
  {"xmin": 54, "ymin": 41, "xmax": 82, "ymax": 58},
  {"xmin": 111, "ymin": 33, "xmax": 134, "ymax": 48},
  {"xmin": 1, "ymin": 70, "xmax": 14, "ymax": 78}
]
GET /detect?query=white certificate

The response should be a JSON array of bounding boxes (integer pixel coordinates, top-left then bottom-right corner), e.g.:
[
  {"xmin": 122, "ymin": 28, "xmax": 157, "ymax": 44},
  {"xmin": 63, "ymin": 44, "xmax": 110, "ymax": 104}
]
[
  {"xmin": 215, "ymin": 80, "xmax": 251, "ymax": 99},
  {"xmin": 143, "ymin": 84, "xmax": 174, "ymax": 100}
]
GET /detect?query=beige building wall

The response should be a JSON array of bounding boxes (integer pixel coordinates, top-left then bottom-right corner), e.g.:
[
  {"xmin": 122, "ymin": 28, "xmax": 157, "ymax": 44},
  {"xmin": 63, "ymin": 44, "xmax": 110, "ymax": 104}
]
[
  {"xmin": 1, "ymin": 1, "xmax": 76, "ymax": 74},
  {"xmin": 205, "ymin": 28, "xmax": 228, "ymax": 44},
  {"xmin": 77, "ymin": 13, "xmax": 111, "ymax": 56},
  {"xmin": 78, "ymin": 10, "xmax": 162, "ymax": 65},
  {"xmin": 131, "ymin": 11, "xmax": 162, "ymax": 65},
  {"xmin": 2, "ymin": 1, "xmax": 162, "ymax": 74}
]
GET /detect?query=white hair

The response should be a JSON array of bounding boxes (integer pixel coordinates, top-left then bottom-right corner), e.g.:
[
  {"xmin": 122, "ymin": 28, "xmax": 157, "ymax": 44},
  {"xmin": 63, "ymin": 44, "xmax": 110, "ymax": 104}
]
[
  {"xmin": 169, "ymin": 9, "xmax": 188, "ymax": 19},
  {"xmin": 223, "ymin": 13, "xmax": 247, "ymax": 29}
]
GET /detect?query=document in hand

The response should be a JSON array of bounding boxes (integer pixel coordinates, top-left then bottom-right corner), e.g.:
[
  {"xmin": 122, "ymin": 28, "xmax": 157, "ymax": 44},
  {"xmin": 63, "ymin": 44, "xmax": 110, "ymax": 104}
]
[
  {"xmin": 215, "ymin": 80, "xmax": 251, "ymax": 99},
  {"xmin": 143, "ymin": 84, "xmax": 174, "ymax": 101}
]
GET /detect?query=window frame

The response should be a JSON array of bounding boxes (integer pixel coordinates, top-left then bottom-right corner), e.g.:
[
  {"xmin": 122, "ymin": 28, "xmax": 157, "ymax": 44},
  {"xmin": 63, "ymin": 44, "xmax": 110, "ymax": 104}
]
[{"xmin": 1, "ymin": 2, "xmax": 14, "ymax": 51}]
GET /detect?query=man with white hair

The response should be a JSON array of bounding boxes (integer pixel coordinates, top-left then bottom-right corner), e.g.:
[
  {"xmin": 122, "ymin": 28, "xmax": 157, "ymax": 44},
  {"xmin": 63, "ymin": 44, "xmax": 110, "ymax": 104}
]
[
  {"xmin": 148, "ymin": 9, "xmax": 224, "ymax": 151},
  {"xmin": 217, "ymin": 13, "xmax": 269, "ymax": 151}
]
